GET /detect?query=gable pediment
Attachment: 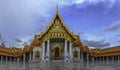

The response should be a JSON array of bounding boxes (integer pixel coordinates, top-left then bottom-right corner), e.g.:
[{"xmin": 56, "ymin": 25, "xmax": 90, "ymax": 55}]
[
  {"xmin": 38, "ymin": 11, "xmax": 77, "ymax": 42},
  {"xmin": 49, "ymin": 18, "xmax": 66, "ymax": 33}
]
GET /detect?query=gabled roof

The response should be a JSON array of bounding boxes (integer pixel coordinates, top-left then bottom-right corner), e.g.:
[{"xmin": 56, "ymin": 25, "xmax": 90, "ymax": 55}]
[
  {"xmin": 38, "ymin": 10, "xmax": 76, "ymax": 41},
  {"xmin": 83, "ymin": 45, "xmax": 90, "ymax": 53},
  {"xmin": 73, "ymin": 35, "xmax": 83, "ymax": 46},
  {"xmin": 31, "ymin": 35, "xmax": 41, "ymax": 46},
  {"xmin": 94, "ymin": 46, "xmax": 120, "ymax": 57},
  {"xmin": 0, "ymin": 46, "xmax": 23, "ymax": 57},
  {"xmin": 0, "ymin": 46, "xmax": 14, "ymax": 57},
  {"xmin": 87, "ymin": 46, "xmax": 120, "ymax": 57}
]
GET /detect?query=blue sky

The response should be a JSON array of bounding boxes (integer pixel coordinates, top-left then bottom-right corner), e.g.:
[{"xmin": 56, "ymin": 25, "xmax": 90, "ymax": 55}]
[{"xmin": 0, "ymin": 0, "xmax": 120, "ymax": 48}]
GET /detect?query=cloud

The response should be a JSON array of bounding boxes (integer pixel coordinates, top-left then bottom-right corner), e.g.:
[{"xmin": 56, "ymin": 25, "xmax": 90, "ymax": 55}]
[
  {"xmin": 15, "ymin": 38, "xmax": 23, "ymax": 43},
  {"xmin": 22, "ymin": 42, "xmax": 28, "ymax": 46},
  {"xmin": 117, "ymin": 40, "xmax": 120, "ymax": 43},
  {"xmin": 0, "ymin": 0, "xmax": 119, "ymax": 47},
  {"xmin": 103, "ymin": 21, "xmax": 120, "ymax": 31},
  {"xmin": 68, "ymin": 0, "xmax": 117, "ymax": 9},
  {"xmin": 82, "ymin": 39, "xmax": 111, "ymax": 48},
  {"xmin": 0, "ymin": 0, "xmax": 58, "ymax": 46}
]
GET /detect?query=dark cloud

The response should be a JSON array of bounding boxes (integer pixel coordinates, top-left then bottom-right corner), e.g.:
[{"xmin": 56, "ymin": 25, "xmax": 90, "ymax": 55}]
[
  {"xmin": 103, "ymin": 22, "xmax": 120, "ymax": 31},
  {"xmin": 0, "ymin": 0, "xmax": 55, "ymax": 46},
  {"xmin": 117, "ymin": 40, "xmax": 120, "ymax": 43},
  {"xmin": 28, "ymin": 39, "xmax": 33, "ymax": 42},
  {"xmin": 82, "ymin": 39, "xmax": 110, "ymax": 48},
  {"xmin": 22, "ymin": 42, "xmax": 28, "ymax": 46},
  {"xmin": 15, "ymin": 38, "xmax": 22, "ymax": 43}
]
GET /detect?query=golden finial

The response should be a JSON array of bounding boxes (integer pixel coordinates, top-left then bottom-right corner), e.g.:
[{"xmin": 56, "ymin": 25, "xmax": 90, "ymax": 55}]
[{"xmin": 56, "ymin": 3, "xmax": 58, "ymax": 12}]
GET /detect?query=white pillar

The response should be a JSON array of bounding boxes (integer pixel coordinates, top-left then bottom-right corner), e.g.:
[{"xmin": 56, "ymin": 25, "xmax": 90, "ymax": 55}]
[
  {"xmin": 87, "ymin": 54, "xmax": 89, "ymax": 63},
  {"xmin": 112, "ymin": 56, "xmax": 114, "ymax": 63},
  {"xmin": 81, "ymin": 52, "xmax": 84, "ymax": 62},
  {"xmin": 64, "ymin": 39, "xmax": 69, "ymax": 62},
  {"xmin": 47, "ymin": 39, "xmax": 50, "ymax": 58},
  {"xmin": 17, "ymin": 57, "xmax": 19, "ymax": 63},
  {"xmin": 23, "ymin": 54, "xmax": 25, "ymax": 62},
  {"xmin": 92, "ymin": 57, "xmax": 94, "ymax": 63},
  {"xmin": 42, "ymin": 42, "xmax": 45, "ymax": 60},
  {"xmin": 118, "ymin": 56, "xmax": 119, "ymax": 63},
  {"xmin": 65, "ymin": 39, "xmax": 67, "ymax": 54},
  {"xmin": 103, "ymin": 57, "xmax": 105, "ymax": 63},
  {"xmin": 69, "ymin": 42, "xmax": 72, "ymax": 60},
  {"xmin": 10, "ymin": 57, "xmax": 11, "ymax": 64},
  {"xmin": 107, "ymin": 57, "xmax": 109, "ymax": 64},
  {"xmin": 98, "ymin": 56, "xmax": 103, "ymax": 63},
  {"xmin": 32, "ymin": 49, "xmax": 34, "ymax": 59},
  {"xmin": 23, "ymin": 54, "xmax": 26, "ymax": 69}
]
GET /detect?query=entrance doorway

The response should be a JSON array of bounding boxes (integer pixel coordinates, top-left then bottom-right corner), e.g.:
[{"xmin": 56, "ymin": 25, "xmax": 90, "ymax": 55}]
[{"xmin": 52, "ymin": 44, "xmax": 62, "ymax": 60}]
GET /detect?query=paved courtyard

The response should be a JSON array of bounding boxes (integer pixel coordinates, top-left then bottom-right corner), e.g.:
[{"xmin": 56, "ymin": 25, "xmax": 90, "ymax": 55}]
[{"xmin": 0, "ymin": 61, "xmax": 120, "ymax": 70}]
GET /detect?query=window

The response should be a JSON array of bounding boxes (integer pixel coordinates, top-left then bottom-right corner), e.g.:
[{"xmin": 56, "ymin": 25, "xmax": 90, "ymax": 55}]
[
  {"xmin": 35, "ymin": 50, "xmax": 40, "ymax": 58},
  {"xmin": 73, "ymin": 50, "xmax": 78, "ymax": 58}
]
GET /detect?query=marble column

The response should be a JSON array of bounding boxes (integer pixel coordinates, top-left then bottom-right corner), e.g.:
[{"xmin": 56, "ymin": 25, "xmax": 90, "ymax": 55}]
[
  {"xmin": 47, "ymin": 39, "xmax": 50, "ymax": 59},
  {"xmin": 111, "ymin": 56, "xmax": 114, "ymax": 63},
  {"xmin": 81, "ymin": 52, "xmax": 84, "ymax": 62},
  {"xmin": 87, "ymin": 54, "xmax": 89, "ymax": 63},
  {"xmin": 42, "ymin": 42, "xmax": 45, "ymax": 61},
  {"xmin": 96, "ymin": 57, "xmax": 98, "ymax": 63},
  {"xmin": 17, "ymin": 57, "xmax": 19, "ymax": 63},
  {"xmin": 107, "ymin": 57, "xmax": 109, "ymax": 64},
  {"xmin": 64, "ymin": 39, "xmax": 69, "ymax": 62},
  {"xmin": 103, "ymin": 56, "xmax": 105, "ymax": 63},
  {"xmin": 23, "ymin": 54, "xmax": 26, "ymax": 68},
  {"xmin": 101, "ymin": 57, "xmax": 103, "ymax": 63},
  {"xmin": 92, "ymin": 57, "xmax": 94, "ymax": 63},
  {"xmin": 10, "ymin": 57, "xmax": 11, "ymax": 64},
  {"xmin": 65, "ymin": 39, "xmax": 67, "ymax": 54},
  {"xmin": 69, "ymin": 42, "xmax": 72, "ymax": 61},
  {"xmin": 23, "ymin": 54, "xmax": 25, "ymax": 62},
  {"xmin": 32, "ymin": 49, "xmax": 34, "ymax": 59}
]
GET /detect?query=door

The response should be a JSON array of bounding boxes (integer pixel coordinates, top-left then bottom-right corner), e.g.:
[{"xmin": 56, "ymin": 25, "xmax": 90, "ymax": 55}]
[{"xmin": 52, "ymin": 44, "xmax": 62, "ymax": 60}]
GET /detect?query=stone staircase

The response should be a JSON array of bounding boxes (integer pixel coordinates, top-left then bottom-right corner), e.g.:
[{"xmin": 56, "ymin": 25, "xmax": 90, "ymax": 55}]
[
  {"xmin": 51, "ymin": 60, "xmax": 64, "ymax": 63},
  {"xmin": 73, "ymin": 59, "xmax": 81, "ymax": 63},
  {"xmin": 31, "ymin": 59, "xmax": 64, "ymax": 63},
  {"xmin": 31, "ymin": 59, "xmax": 41, "ymax": 63}
]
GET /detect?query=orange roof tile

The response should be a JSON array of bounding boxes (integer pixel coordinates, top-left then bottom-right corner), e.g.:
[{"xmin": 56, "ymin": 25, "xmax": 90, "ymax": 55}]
[
  {"xmin": 83, "ymin": 45, "xmax": 90, "ymax": 53},
  {"xmin": 73, "ymin": 36, "xmax": 83, "ymax": 46},
  {"xmin": 31, "ymin": 35, "xmax": 41, "ymax": 46},
  {"xmin": 92, "ymin": 46, "xmax": 120, "ymax": 57},
  {"xmin": 80, "ymin": 46, "xmax": 84, "ymax": 52}
]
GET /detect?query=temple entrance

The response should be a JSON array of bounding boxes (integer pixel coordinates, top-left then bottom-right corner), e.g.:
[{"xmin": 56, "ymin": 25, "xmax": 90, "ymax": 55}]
[{"xmin": 52, "ymin": 44, "xmax": 62, "ymax": 60}]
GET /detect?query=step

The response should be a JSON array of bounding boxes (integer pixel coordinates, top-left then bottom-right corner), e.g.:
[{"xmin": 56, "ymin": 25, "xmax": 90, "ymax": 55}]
[{"xmin": 51, "ymin": 60, "xmax": 64, "ymax": 63}]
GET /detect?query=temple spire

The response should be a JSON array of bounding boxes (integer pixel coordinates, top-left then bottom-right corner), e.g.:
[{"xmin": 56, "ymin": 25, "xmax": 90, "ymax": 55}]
[{"xmin": 56, "ymin": 4, "xmax": 58, "ymax": 13}]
